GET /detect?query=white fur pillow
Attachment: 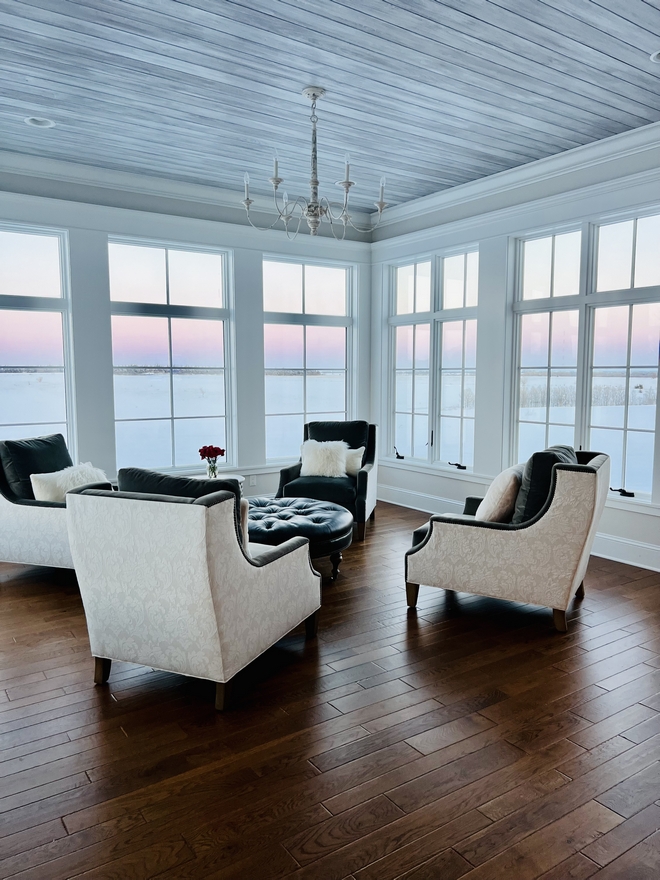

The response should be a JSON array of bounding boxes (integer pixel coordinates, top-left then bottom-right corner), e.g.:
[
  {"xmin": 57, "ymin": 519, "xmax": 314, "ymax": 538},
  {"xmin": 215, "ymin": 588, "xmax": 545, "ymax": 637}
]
[
  {"xmin": 30, "ymin": 462, "xmax": 108, "ymax": 503},
  {"xmin": 475, "ymin": 464, "xmax": 524, "ymax": 523},
  {"xmin": 300, "ymin": 440, "xmax": 348, "ymax": 478},
  {"xmin": 345, "ymin": 446, "xmax": 365, "ymax": 477}
]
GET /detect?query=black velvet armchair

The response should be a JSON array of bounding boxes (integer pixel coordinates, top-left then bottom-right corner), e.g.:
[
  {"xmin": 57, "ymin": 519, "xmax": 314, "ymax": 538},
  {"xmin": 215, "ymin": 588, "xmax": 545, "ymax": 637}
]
[{"xmin": 276, "ymin": 421, "xmax": 378, "ymax": 541}]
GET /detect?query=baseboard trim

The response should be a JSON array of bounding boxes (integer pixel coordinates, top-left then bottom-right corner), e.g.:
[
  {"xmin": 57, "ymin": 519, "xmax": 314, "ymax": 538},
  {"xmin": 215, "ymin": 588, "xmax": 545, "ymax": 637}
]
[
  {"xmin": 378, "ymin": 484, "xmax": 660, "ymax": 573},
  {"xmin": 592, "ymin": 534, "xmax": 660, "ymax": 573},
  {"xmin": 378, "ymin": 484, "xmax": 464, "ymax": 516}
]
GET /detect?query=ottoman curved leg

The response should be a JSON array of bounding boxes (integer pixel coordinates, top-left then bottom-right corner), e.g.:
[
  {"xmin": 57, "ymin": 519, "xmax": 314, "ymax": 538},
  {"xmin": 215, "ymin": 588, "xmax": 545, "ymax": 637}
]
[{"xmin": 329, "ymin": 551, "xmax": 343, "ymax": 581}]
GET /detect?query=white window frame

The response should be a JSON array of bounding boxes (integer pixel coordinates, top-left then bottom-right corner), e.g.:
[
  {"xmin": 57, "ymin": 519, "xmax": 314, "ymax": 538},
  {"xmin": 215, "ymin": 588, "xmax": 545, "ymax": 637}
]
[
  {"xmin": 512, "ymin": 215, "xmax": 660, "ymax": 505},
  {"xmin": 387, "ymin": 249, "xmax": 479, "ymax": 471},
  {"xmin": 262, "ymin": 255, "xmax": 356, "ymax": 463},
  {"xmin": 108, "ymin": 236, "xmax": 235, "ymax": 472},
  {"xmin": 0, "ymin": 222, "xmax": 75, "ymax": 455}
]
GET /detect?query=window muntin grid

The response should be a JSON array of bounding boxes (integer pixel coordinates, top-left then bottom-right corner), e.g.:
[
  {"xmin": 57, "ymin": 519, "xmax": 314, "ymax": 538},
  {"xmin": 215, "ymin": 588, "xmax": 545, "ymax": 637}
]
[
  {"xmin": 109, "ymin": 242, "xmax": 229, "ymax": 471},
  {"xmin": 390, "ymin": 252, "xmax": 478, "ymax": 468},
  {"xmin": 0, "ymin": 227, "xmax": 70, "ymax": 444},
  {"xmin": 263, "ymin": 260, "xmax": 352, "ymax": 460}
]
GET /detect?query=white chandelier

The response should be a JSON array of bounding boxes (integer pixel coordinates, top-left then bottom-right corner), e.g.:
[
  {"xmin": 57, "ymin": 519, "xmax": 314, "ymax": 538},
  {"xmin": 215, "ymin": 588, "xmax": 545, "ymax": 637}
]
[{"xmin": 242, "ymin": 87, "xmax": 387, "ymax": 239}]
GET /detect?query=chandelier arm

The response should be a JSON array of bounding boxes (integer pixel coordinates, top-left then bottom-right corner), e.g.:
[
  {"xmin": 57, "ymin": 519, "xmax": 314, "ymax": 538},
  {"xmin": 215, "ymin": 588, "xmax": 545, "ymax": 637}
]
[
  {"xmin": 328, "ymin": 219, "xmax": 348, "ymax": 241},
  {"xmin": 285, "ymin": 214, "xmax": 305, "ymax": 240},
  {"xmin": 244, "ymin": 208, "xmax": 287, "ymax": 233},
  {"xmin": 320, "ymin": 196, "xmax": 347, "ymax": 223},
  {"xmin": 346, "ymin": 210, "xmax": 385, "ymax": 234}
]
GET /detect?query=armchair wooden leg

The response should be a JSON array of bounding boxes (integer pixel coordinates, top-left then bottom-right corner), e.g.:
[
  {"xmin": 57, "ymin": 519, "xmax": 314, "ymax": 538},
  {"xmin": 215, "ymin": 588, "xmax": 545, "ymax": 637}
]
[
  {"xmin": 575, "ymin": 581, "xmax": 585, "ymax": 600},
  {"xmin": 406, "ymin": 582, "xmax": 420, "ymax": 608},
  {"xmin": 356, "ymin": 521, "xmax": 366, "ymax": 542},
  {"xmin": 215, "ymin": 680, "xmax": 233, "ymax": 711},
  {"xmin": 553, "ymin": 609, "xmax": 568, "ymax": 633},
  {"xmin": 369, "ymin": 509, "xmax": 376, "ymax": 522},
  {"xmin": 94, "ymin": 657, "xmax": 111, "ymax": 685},
  {"xmin": 305, "ymin": 610, "xmax": 319, "ymax": 640}
]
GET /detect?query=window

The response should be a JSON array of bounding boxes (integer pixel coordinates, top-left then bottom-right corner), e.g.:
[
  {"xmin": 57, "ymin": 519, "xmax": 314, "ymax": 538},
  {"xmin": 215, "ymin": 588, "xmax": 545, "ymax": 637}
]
[
  {"xmin": 590, "ymin": 304, "xmax": 659, "ymax": 493},
  {"xmin": 390, "ymin": 252, "xmax": 478, "ymax": 467},
  {"xmin": 518, "ymin": 310, "xmax": 579, "ymax": 460},
  {"xmin": 263, "ymin": 260, "xmax": 351, "ymax": 459},
  {"xmin": 109, "ymin": 242, "xmax": 230, "ymax": 471},
  {"xmin": 515, "ymin": 231, "xmax": 583, "ymax": 461},
  {"xmin": 590, "ymin": 218, "xmax": 660, "ymax": 495},
  {"xmin": 515, "ymin": 217, "xmax": 660, "ymax": 502},
  {"xmin": 522, "ymin": 231, "xmax": 581, "ymax": 300},
  {"xmin": 0, "ymin": 228, "xmax": 70, "ymax": 442}
]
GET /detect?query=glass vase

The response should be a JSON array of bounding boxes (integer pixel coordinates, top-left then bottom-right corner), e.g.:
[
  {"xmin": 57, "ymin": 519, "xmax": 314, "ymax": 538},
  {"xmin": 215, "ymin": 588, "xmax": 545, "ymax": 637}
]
[{"xmin": 206, "ymin": 459, "xmax": 218, "ymax": 479}]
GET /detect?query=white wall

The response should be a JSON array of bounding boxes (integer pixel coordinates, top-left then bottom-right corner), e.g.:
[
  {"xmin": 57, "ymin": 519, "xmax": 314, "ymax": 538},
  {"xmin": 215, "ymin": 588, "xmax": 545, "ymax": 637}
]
[
  {"xmin": 2, "ymin": 121, "xmax": 660, "ymax": 569},
  {"xmin": 371, "ymin": 122, "xmax": 660, "ymax": 572},
  {"xmin": 0, "ymin": 189, "xmax": 371, "ymax": 496}
]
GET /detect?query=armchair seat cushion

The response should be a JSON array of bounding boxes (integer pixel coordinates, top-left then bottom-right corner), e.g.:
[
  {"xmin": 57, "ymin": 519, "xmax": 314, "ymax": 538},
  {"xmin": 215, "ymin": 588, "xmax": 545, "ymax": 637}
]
[
  {"xmin": 0, "ymin": 433, "xmax": 73, "ymax": 500},
  {"xmin": 282, "ymin": 475, "xmax": 357, "ymax": 512}
]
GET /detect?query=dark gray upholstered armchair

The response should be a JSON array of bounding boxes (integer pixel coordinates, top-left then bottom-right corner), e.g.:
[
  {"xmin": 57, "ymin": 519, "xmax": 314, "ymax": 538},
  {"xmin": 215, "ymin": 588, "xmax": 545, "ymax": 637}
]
[{"xmin": 276, "ymin": 421, "xmax": 378, "ymax": 541}]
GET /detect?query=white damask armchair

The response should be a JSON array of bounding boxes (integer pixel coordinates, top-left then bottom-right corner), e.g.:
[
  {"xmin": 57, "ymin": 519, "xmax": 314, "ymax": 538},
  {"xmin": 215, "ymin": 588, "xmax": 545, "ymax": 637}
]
[
  {"xmin": 0, "ymin": 434, "xmax": 111, "ymax": 569},
  {"xmin": 405, "ymin": 452, "xmax": 610, "ymax": 632},
  {"xmin": 66, "ymin": 487, "xmax": 321, "ymax": 709}
]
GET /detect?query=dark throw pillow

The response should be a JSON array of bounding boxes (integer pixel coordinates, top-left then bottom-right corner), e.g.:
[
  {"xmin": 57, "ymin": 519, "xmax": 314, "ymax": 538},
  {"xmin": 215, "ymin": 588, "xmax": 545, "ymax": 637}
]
[
  {"xmin": 0, "ymin": 434, "xmax": 73, "ymax": 500},
  {"xmin": 512, "ymin": 445, "xmax": 578, "ymax": 524}
]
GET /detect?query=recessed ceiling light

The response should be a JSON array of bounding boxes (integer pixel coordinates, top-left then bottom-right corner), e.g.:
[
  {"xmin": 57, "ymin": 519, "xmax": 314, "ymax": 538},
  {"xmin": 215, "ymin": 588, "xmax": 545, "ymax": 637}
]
[
  {"xmin": 24, "ymin": 116, "xmax": 56, "ymax": 128},
  {"xmin": 650, "ymin": 51, "xmax": 660, "ymax": 63}
]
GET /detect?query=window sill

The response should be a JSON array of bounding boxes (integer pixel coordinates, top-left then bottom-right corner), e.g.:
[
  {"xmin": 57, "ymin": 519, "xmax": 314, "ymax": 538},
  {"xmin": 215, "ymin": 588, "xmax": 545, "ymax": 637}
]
[
  {"xmin": 605, "ymin": 494, "xmax": 660, "ymax": 516},
  {"xmin": 379, "ymin": 457, "xmax": 491, "ymax": 485}
]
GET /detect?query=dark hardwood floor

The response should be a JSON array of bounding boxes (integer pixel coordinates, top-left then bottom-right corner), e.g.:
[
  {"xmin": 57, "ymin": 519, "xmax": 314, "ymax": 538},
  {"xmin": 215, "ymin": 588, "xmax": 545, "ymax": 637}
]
[{"xmin": 1, "ymin": 501, "xmax": 660, "ymax": 879}]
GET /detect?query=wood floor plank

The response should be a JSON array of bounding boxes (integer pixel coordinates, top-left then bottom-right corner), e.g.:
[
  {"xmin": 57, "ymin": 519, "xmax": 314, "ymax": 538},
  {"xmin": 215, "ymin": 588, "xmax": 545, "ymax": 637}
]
[
  {"xmin": 0, "ymin": 502, "xmax": 659, "ymax": 878},
  {"xmin": 582, "ymin": 802, "xmax": 660, "ymax": 866}
]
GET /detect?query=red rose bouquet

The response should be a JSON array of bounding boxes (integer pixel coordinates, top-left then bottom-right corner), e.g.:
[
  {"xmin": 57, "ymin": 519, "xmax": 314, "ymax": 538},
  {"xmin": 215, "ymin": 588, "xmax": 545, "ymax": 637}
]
[{"xmin": 199, "ymin": 444, "xmax": 225, "ymax": 479}]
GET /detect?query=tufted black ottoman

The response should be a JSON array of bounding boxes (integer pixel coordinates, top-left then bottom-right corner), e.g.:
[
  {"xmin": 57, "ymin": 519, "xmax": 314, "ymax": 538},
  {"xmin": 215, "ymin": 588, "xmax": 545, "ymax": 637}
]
[{"xmin": 248, "ymin": 497, "xmax": 354, "ymax": 581}]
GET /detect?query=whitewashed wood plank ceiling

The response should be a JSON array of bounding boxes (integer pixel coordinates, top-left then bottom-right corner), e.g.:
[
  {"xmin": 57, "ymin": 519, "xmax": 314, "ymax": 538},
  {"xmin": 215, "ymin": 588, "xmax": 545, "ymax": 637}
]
[{"xmin": 1, "ymin": 0, "xmax": 660, "ymax": 210}]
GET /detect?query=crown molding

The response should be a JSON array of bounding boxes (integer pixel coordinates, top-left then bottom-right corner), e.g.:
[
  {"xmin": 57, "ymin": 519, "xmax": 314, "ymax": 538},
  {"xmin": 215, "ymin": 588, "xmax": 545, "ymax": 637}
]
[
  {"xmin": 374, "ymin": 121, "xmax": 660, "ymax": 241},
  {"xmin": 0, "ymin": 150, "xmax": 372, "ymax": 237},
  {"xmin": 372, "ymin": 164, "xmax": 660, "ymax": 258}
]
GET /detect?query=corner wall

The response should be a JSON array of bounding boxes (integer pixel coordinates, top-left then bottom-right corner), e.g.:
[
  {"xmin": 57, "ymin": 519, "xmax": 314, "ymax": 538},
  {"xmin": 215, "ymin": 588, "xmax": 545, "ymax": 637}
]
[{"xmin": 371, "ymin": 122, "xmax": 660, "ymax": 572}]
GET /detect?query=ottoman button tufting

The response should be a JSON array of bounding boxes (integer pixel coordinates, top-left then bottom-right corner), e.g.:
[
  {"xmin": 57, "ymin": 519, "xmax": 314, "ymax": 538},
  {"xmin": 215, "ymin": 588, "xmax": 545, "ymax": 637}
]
[{"xmin": 248, "ymin": 496, "xmax": 354, "ymax": 581}]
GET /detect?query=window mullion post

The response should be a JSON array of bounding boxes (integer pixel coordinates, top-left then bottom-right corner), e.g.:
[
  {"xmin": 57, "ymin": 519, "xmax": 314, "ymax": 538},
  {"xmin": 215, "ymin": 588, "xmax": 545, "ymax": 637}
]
[
  {"xmin": 431, "ymin": 317, "xmax": 440, "ymax": 465},
  {"xmin": 652, "ymin": 354, "xmax": 660, "ymax": 504},
  {"xmin": 622, "ymin": 306, "xmax": 633, "ymax": 488},
  {"xmin": 574, "ymin": 299, "xmax": 590, "ymax": 451},
  {"xmin": 546, "ymin": 314, "xmax": 553, "ymax": 449},
  {"xmin": 574, "ymin": 221, "xmax": 592, "ymax": 450},
  {"xmin": 432, "ymin": 255, "xmax": 442, "ymax": 466}
]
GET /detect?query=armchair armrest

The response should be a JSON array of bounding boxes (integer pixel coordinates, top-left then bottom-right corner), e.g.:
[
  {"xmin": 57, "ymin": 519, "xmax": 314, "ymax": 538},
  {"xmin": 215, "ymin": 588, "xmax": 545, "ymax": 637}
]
[
  {"xmin": 463, "ymin": 496, "xmax": 483, "ymax": 516},
  {"xmin": 247, "ymin": 535, "xmax": 310, "ymax": 567},
  {"xmin": 276, "ymin": 461, "xmax": 302, "ymax": 498},
  {"xmin": 10, "ymin": 497, "xmax": 67, "ymax": 509},
  {"xmin": 67, "ymin": 481, "xmax": 114, "ymax": 494},
  {"xmin": 356, "ymin": 460, "xmax": 373, "ymax": 496},
  {"xmin": 9, "ymin": 481, "xmax": 114, "ymax": 509}
]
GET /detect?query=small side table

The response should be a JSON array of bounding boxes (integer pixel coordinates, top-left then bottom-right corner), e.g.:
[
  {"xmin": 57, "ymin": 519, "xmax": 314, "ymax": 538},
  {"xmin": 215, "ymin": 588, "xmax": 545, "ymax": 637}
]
[{"xmin": 191, "ymin": 473, "xmax": 245, "ymax": 495}]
